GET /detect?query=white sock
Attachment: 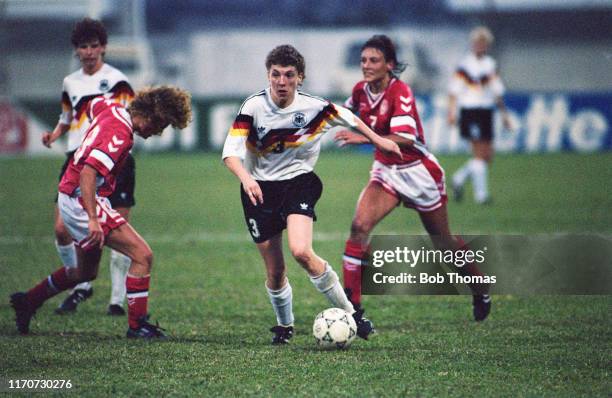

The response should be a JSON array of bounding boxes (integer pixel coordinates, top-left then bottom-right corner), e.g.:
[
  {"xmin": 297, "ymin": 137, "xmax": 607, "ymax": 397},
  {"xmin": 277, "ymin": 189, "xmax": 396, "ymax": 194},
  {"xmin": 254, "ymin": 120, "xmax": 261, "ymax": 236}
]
[
  {"xmin": 266, "ymin": 280, "xmax": 294, "ymax": 327},
  {"xmin": 309, "ymin": 263, "xmax": 354, "ymax": 314},
  {"xmin": 471, "ymin": 158, "xmax": 489, "ymax": 202},
  {"xmin": 452, "ymin": 159, "xmax": 474, "ymax": 188},
  {"xmin": 55, "ymin": 241, "xmax": 77, "ymax": 268},
  {"xmin": 109, "ymin": 250, "xmax": 130, "ymax": 306},
  {"xmin": 56, "ymin": 241, "xmax": 90, "ymax": 292}
]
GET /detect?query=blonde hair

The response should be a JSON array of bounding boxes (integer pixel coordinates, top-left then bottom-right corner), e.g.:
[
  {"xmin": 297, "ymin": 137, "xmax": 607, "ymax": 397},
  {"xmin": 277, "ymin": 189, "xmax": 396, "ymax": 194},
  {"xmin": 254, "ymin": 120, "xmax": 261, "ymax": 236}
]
[
  {"xmin": 470, "ymin": 26, "xmax": 494, "ymax": 45},
  {"xmin": 129, "ymin": 86, "xmax": 192, "ymax": 133}
]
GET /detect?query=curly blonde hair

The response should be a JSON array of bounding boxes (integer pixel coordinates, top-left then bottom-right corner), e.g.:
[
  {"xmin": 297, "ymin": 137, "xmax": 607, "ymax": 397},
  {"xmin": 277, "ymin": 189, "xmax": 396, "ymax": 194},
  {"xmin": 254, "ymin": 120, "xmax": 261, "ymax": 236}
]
[{"xmin": 129, "ymin": 86, "xmax": 192, "ymax": 133}]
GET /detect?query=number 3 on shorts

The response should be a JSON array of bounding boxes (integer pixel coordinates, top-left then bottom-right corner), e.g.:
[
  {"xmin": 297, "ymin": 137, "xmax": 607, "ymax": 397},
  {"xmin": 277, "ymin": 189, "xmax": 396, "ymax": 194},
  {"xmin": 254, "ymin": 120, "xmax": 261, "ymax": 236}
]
[{"xmin": 248, "ymin": 218, "xmax": 260, "ymax": 238}]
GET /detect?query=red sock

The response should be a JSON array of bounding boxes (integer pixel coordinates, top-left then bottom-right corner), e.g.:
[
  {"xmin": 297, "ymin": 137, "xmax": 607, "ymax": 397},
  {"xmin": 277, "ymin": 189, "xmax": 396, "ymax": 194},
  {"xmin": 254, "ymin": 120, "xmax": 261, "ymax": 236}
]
[
  {"xmin": 126, "ymin": 275, "xmax": 150, "ymax": 329},
  {"xmin": 342, "ymin": 239, "xmax": 368, "ymax": 306},
  {"xmin": 27, "ymin": 267, "xmax": 78, "ymax": 309}
]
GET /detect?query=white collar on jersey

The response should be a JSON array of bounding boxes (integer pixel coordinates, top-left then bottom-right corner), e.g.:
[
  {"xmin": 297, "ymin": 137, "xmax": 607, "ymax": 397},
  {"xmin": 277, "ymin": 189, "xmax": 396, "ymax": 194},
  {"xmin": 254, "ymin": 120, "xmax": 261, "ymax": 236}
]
[{"xmin": 364, "ymin": 77, "xmax": 396, "ymax": 108}]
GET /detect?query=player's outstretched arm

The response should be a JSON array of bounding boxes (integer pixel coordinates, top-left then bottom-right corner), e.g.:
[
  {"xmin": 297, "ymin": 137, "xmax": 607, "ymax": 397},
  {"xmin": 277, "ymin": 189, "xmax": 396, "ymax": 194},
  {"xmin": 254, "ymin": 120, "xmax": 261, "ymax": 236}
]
[
  {"xmin": 42, "ymin": 122, "xmax": 70, "ymax": 148},
  {"xmin": 347, "ymin": 115, "xmax": 402, "ymax": 158},
  {"xmin": 223, "ymin": 156, "xmax": 263, "ymax": 206}
]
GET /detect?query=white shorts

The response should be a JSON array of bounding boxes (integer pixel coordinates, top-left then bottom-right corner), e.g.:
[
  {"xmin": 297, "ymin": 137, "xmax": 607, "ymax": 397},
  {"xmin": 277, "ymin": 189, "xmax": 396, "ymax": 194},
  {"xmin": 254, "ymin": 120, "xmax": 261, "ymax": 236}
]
[
  {"xmin": 58, "ymin": 192, "xmax": 127, "ymax": 250},
  {"xmin": 369, "ymin": 157, "xmax": 447, "ymax": 212}
]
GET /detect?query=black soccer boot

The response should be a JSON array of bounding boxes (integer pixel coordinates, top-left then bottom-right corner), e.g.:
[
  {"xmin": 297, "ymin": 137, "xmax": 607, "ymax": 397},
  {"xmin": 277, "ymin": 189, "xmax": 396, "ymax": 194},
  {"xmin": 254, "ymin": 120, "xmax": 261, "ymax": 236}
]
[
  {"xmin": 55, "ymin": 287, "xmax": 93, "ymax": 314},
  {"xmin": 10, "ymin": 292, "xmax": 36, "ymax": 335},
  {"xmin": 107, "ymin": 304, "xmax": 126, "ymax": 316},
  {"xmin": 473, "ymin": 294, "xmax": 492, "ymax": 322},
  {"xmin": 126, "ymin": 315, "xmax": 167, "ymax": 339},
  {"xmin": 352, "ymin": 308, "xmax": 375, "ymax": 340},
  {"xmin": 452, "ymin": 182, "xmax": 464, "ymax": 203},
  {"xmin": 270, "ymin": 325, "xmax": 294, "ymax": 345}
]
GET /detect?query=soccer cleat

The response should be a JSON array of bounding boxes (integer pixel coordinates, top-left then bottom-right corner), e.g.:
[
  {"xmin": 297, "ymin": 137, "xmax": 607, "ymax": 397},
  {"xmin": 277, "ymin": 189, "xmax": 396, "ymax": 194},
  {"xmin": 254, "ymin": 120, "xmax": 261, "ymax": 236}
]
[
  {"xmin": 107, "ymin": 304, "xmax": 126, "ymax": 316},
  {"xmin": 10, "ymin": 292, "xmax": 36, "ymax": 335},
  {"xmin": 473, "ymin": 294, "xmax": 492, "ymax": 322},
  {"xmin": 452, "ymin": 182, "xmax": 464, "ymax": 203},
  {"xmin": 476, "ymin": 197, "xmax": 493, "ymax": 206},
  {"xmin": 352, "ymin": 308, "xmax": 375, "ymax": 340},
  {"xmin": 55, "ymin": 288, "xmax": 93, "ymax": 314},
  {"xmin": 270, "ymin": 325, "xmax": 294, "ymax": 345},
  {"xmin": 126, "ymin": 315, "xmax": 167, "ymax": 339}
]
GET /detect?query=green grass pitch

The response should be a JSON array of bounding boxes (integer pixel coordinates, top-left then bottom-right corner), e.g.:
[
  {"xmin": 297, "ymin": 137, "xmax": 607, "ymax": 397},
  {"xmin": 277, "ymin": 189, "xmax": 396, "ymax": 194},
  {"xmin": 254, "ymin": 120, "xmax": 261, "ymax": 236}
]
[{"xmin": 0, "ymin": 152, "xmax": 610, "ymax": 396}]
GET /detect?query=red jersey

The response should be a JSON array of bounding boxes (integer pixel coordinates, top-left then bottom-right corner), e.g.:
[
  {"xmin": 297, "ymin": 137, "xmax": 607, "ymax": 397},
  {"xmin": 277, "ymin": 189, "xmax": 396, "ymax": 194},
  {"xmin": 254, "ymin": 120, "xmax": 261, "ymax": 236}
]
[
  {"xmin": 345, "ymin": 78, "xmax": 430, "ymax": 165},
  {"xmin": 59, "ymin": 97, "xmax": 134, "ymax": 197}
]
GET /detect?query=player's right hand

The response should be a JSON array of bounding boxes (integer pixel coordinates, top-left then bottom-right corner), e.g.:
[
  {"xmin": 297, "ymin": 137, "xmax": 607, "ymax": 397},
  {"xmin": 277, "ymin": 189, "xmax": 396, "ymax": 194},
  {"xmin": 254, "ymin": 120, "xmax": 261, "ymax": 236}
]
[
  {"xmin": 42, "ymin": 131, "xmax": 53, "ymax": 148},
  {"xmin": 376, "ymin": 138, "xmax": 403, "ymax": 159},
  {"xmin": 242, "ymin": 178, "xmax": 263, "ymax": 206},
  {"xmin": 83, "ymin": 219, "xmax": 104, "ymax": 250}
]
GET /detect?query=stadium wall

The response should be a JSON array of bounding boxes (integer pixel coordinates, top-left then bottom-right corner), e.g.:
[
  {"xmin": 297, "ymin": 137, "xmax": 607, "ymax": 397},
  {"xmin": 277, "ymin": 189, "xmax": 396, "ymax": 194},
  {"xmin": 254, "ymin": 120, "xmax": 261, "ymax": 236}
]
[{"xmin": 8, "ymin": 91, "xmax": 611, "ymax": 156}]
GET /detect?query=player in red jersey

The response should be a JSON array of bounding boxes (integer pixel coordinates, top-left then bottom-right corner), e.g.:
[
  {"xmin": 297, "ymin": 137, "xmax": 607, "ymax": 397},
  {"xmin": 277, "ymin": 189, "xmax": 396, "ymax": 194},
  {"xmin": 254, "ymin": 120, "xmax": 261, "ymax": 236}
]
[
  {"xmin": 10, "ymin": 86, "xmax": 192, "ymax": 338},
  {"xmin": 336, "ymin": 35, "xmax": 492, "ymax": 323},
  {"xmin": 42, "ymin": 18, "xmax": 136, "ymax": 316}
]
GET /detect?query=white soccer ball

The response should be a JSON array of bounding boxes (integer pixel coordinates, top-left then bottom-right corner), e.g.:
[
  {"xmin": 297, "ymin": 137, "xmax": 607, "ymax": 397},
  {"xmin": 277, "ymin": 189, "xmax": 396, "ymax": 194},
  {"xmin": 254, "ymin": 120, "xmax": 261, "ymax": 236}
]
[{"xmin": 313, "ymin": 307, "xmax": 357, "ymax": 349}]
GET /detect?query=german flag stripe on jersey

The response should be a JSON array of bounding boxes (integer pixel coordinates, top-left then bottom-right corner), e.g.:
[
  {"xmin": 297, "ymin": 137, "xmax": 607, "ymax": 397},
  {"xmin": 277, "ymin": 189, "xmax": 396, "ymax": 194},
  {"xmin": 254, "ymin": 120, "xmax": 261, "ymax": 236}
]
[
  {"xmin": 454, "ymin": 69, "xmax": 493, "ymax": 87},
  {"xmin": 229, "ymin": 114, "xmax": 253, "ymax": 137},
  {"xmin": 302, "ymin": 103, "xmax": 339, "ymax": 140},
  {"xmin": 245, "ymin": 103, "xmax": 339, "ymax": 155},
  {"xmin": 61, "ymin": 92, "xmax": 71, "ymax": 113},
  {"xmin": 70, "ymin": 81, "xmax": 134, "ymax": 123}
]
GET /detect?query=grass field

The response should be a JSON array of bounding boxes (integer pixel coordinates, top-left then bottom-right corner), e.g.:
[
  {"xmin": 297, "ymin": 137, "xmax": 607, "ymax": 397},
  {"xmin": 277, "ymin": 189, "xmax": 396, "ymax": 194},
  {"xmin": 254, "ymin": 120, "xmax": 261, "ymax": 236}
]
[{"xmin": 0, "ymin": 152, "xmax": 610, "ymax": 396}]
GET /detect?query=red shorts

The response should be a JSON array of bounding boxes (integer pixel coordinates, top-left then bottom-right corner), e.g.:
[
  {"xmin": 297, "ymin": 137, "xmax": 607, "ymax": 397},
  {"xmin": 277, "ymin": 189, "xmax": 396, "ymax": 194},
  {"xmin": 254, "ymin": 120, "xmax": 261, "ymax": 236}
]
[
  {"xmin": 369, "ymin": 156, "xmax": 447, "ymax": 212},
  {"xmin": 58, "ymin": 193, "xmax": 127, "ymax": 250}
]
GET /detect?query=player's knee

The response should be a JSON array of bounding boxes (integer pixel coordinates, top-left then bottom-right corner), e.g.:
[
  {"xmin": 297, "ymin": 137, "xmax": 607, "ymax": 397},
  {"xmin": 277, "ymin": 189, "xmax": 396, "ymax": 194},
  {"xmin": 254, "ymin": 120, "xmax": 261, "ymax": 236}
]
[
  {"xmin": 290, "ymin": 244, "xmax": 313, "ymax": 266},
  {"xmin": 137, "ymin": 248, "xmax": 154, "ymax": 271},
  {"xmin": 142, "ymin": 247, "xmax": 153, "ymax": 270}
]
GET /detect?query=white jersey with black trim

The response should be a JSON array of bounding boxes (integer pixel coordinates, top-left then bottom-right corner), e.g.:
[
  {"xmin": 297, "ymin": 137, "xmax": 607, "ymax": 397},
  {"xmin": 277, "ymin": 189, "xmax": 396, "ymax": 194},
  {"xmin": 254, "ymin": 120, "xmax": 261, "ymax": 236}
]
[
  {"xmin": 222, "ymin": 88, "xmax": 357, "ymax": 181},
  {"xmin": 448, "ymin": 53, "xmax": 505, "ymax": 109},
  {"xmin": 59, "ymin": 63, "xmax": 134, "ymax": 152}
]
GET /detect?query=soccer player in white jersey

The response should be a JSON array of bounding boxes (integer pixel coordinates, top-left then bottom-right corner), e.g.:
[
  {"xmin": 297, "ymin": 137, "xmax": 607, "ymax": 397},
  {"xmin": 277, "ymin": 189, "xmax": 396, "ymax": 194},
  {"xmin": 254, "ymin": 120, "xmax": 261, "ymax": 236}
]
[
  {"xmin": 222, "ymin": 45, "xmax": 401, "ymax": 344},
  {"xmin": 447, "ymin": 26, "xmax": 511, "ymax": 204},
  {"xmin": 41, "ymin": 18, "xmax": 135, "ymax": 316},
  {"xmin": 11, "ymin": 86, "xmax": 192, "ymax": 338},
  {"xmin": 336, "ymin": 35, "xmax": 492, "ymax": 322}
]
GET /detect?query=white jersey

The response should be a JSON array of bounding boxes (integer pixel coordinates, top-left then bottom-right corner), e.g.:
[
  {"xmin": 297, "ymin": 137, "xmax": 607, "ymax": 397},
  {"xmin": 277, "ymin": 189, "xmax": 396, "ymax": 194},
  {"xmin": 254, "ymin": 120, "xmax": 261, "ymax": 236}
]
[
  {"xmin": 448, "ymin": 53, "xmax": 505, "ymax": 109},
  {"xmin": 222, "ymin": 88, "xmax": 357, "ymax": 181},
  {"xmin": 59, "ymin": 63, "xmax": 134, "ymax": 152}
]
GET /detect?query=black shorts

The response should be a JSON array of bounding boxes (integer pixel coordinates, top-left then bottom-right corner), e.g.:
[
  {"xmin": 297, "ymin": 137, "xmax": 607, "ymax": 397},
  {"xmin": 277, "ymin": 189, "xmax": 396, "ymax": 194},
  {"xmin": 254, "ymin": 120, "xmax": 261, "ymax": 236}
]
[
  {"xmin": 241, "ymin": 172, "xmax": 323, "ymax": 243},
  {"xmin": 55, "ymin": 152, "xmax": 136, "ymax": 208},
  {"xmin": 107, "ymin": 153, "xmax": 136, "ymax": 208},
  {"xmin": 459, "ymin": 108, "xmax": 493, "ymax": 141},
  {"xmin": 57, "ymin": 150, "xmax": 77, "ymax": 183}
]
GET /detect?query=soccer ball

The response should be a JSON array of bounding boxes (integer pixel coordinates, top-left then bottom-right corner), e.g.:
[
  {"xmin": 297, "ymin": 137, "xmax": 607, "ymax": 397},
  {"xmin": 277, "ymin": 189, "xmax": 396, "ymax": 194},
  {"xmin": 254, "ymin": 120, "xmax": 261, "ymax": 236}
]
[{"xmin": 313, "ymin": 307, "xmax": 357, "ymax": 349}]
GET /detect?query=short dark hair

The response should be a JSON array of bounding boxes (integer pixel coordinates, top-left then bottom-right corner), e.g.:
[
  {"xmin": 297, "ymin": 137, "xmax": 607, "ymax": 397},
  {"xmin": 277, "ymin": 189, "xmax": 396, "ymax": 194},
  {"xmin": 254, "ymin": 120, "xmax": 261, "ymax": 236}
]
[
  {"xmin": 362, "ymin": 35, "xmax": 406, "ymax": 76},
  {"xmin": 265, "ymin": 45, "xmax": 306, "ymax": 81},
  {"xmin": 71, "ymin": 18, "xmax": 108, "ymax": 47}
]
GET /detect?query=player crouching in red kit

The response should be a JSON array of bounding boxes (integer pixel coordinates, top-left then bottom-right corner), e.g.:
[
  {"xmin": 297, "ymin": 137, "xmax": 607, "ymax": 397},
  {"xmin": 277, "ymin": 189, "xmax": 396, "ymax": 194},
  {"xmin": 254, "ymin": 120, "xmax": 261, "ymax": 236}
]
[{"xmin": 10, "ymin": 86, "xmax": 192, "ymax": 339}]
